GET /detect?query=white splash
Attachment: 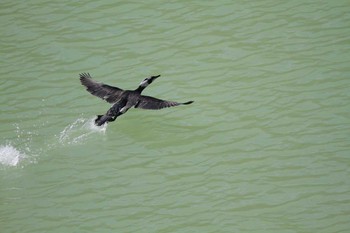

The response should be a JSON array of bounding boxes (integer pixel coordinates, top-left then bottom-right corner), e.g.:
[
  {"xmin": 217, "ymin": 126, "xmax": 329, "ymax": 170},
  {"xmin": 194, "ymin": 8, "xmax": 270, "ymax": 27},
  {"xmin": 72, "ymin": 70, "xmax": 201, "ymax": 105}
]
[
  {"xmin": 1, "ymin": 117, "xmax": 106, "ymax": 168},
  {"xmin": 58, "ymin": 117, "xmax": 107, "ymax": 145},
  {"xmin": 0, "ymin": 144, "xmax": 26, "ymax": 166}
]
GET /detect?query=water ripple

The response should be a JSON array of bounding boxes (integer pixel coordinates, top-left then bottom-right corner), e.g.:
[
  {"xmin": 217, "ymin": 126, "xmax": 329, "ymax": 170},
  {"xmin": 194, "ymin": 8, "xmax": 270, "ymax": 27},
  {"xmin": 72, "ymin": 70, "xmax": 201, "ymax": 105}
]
[{"xmin": 1, "ymin": 0, "xmax": 350, "ymax": 232}]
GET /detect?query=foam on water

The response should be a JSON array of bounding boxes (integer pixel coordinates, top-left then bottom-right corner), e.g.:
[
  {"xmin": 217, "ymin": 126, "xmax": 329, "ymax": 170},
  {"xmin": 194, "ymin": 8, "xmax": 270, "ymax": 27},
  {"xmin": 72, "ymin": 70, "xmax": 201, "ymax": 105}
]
[
  {"xmin": 1, "ymin": 117, "xmax": 106, "ymax": 168},
  {"xmin": 0, "ymin": 124, "xmax": 37, "ymax": 167},
  {"xmin": 58, "ymin": 117, "xmax": 107, "ymax": 145},
  {"xmin": 0, "ymin": 144, "xmax": 25, "ymax": 167}
]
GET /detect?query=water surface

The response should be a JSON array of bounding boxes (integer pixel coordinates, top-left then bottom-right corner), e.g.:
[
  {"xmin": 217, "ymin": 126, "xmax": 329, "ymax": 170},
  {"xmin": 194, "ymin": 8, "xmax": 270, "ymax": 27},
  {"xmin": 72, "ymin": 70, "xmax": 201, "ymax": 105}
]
[{"xmin": 1, "ymin": 1, "xmax": 350, "ymax": 232}]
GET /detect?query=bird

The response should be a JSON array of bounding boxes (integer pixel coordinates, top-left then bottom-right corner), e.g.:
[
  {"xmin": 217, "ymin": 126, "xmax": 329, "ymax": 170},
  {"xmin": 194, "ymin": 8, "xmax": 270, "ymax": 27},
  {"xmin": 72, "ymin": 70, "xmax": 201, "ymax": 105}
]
[{"xmin": 79, "ymin": 73, "xmax": 194, "ymax": 126}]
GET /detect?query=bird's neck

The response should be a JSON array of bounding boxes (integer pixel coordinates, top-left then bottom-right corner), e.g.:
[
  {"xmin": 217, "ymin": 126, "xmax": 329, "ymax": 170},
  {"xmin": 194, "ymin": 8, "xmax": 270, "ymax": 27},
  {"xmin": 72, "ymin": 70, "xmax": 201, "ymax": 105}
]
[{"xmin": 135, "ymin": 85, "xmax": 146, "ymax": 93}]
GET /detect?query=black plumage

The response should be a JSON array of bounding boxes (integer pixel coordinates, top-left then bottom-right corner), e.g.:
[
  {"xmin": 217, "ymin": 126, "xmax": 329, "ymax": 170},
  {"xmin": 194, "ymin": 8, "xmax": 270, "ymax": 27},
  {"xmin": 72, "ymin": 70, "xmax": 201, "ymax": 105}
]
[{"xmin": 79, "ymin": 73, "xmax": 193, "ymax": 126}]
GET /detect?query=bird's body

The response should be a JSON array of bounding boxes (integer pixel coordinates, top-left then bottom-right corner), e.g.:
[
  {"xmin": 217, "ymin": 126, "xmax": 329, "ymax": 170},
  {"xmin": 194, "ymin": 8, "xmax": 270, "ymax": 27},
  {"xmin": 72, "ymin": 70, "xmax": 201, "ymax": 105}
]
[{"xmin": 79, "ymin": 73, "xmax": 193, "ymax": 126}]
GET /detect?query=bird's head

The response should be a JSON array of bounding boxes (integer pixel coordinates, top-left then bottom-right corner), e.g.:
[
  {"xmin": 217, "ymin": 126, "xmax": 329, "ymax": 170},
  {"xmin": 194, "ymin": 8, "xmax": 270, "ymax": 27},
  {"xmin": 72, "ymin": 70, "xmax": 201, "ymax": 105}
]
[{"xmin": 139, "ymin": 75, "xmax": 160, "ymax": 88}]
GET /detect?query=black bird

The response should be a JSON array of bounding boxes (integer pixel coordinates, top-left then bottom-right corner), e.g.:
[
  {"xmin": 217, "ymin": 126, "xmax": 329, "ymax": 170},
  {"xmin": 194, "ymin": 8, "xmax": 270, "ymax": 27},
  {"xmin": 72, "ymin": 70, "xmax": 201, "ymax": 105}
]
[{"xmin": 79, "ymin": 73, "xmax": 194, "ymax": 126}]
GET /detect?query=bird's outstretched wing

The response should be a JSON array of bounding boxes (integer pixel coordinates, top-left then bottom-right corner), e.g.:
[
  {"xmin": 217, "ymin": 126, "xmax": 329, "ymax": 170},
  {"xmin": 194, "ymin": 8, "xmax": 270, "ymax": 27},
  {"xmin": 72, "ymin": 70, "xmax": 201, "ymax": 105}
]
[
  {"xmin": 135, "ymin": 95, "xmax": 193, "ymax": 110},
  {"xmin": 80, "ymin": 73, "xmax": 124, "ymax": 103}
]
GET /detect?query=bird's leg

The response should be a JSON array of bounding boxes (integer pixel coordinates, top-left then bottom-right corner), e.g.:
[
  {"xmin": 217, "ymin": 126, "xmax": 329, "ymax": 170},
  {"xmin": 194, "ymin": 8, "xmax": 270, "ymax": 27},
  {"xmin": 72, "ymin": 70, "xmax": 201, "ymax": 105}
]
[
  {"xmin": 111, "ymin": 110, "xmax": 124, "ymax": 121},
  {"xmin": 105, "ymin": 99, "xmax": 131, "ymax": 123},
  {"xmin": 110, "ymin": 115, "xmax": 117, "ymax": 122}
]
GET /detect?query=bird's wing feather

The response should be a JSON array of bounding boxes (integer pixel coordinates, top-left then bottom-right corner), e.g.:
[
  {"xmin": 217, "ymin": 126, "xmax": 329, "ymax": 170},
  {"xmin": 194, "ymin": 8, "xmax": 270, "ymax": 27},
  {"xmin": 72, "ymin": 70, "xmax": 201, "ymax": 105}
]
[
  {"xmin": 80, "ymin": 73, "xmax": 124, "ymax": 103},
  {"xmin": 135, "ymin": 95, "xmax": 182, "ymax": 110}
]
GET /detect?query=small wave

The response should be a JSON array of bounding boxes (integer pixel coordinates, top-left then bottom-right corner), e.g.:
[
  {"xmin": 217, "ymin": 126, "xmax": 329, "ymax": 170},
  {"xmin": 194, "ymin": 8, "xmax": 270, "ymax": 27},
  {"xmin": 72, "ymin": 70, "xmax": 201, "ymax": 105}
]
[
  {"xmin": 58, "ymin": 117, "xmax": 107, "ymax": 145},
  {"xmin": 0, "ymin": 144, "xmax": 26, "ymax": 167}
]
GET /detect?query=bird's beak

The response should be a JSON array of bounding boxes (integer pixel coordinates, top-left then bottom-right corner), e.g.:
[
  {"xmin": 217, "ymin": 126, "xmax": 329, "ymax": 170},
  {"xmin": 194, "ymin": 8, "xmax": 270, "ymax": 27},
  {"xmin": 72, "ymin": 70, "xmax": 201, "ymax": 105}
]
[{"xmin": 151, "ymin": 75, "xmax": 160, "ymax": 80}]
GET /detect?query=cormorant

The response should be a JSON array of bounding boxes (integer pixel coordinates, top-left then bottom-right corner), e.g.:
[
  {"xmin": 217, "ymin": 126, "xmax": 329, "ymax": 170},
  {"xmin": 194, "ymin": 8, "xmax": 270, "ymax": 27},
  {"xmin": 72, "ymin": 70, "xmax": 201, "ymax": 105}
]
[{"xmin": 79, "ymin": 73, "xmax": 193, "ymax": 126}]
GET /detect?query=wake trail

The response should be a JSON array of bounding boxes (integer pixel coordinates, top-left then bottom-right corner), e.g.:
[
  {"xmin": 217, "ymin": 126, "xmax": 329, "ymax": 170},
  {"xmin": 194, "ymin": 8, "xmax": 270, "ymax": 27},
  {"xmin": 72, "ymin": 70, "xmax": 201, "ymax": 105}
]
[
  {"xmin": 58, "ymin": 117, "xmax": 107, "ymax": 145},
  {"xmin": 0, "ymin": 117, "xmax": 106, "ymax": 167}
]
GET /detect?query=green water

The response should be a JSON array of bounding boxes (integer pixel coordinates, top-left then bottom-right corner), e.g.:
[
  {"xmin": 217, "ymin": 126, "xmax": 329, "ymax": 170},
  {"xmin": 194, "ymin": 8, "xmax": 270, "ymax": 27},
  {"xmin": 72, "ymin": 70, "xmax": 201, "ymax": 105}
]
[{"xmin": 1, "ymin": 1, "xmax": 350, "ymax": 232}]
